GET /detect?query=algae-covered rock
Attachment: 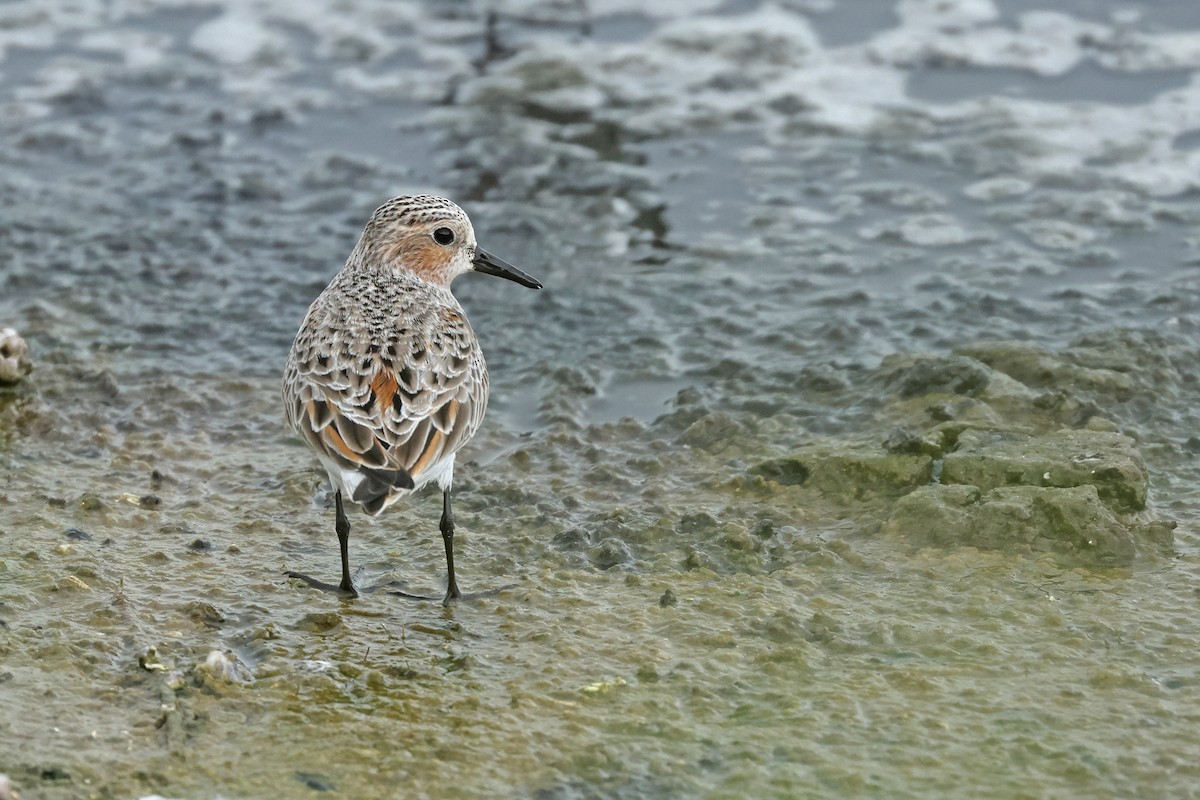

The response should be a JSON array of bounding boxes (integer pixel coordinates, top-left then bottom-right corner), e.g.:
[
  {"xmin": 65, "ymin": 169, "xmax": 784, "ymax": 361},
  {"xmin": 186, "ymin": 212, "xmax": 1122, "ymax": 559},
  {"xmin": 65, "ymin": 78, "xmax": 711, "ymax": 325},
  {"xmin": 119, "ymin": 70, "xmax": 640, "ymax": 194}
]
[
  {"xmin": 879, "ymin": 483, "xmax": 981, "ymax": 548},
  {"xmin": 761, "ymin": 336, "xmax": 1174, "ymax": 565},
  {"xmin": 881, "ymin": 427, "xmax": 944, "ymax": 458},
  {"xmin": 678, "ymin": 411, "xmax": 744, "ymax": 448},
  {"xmin": 0, "ymin": 328, "xmax": 32, "ymax": 385},
  {"xmin": 754, "ymin": 440, "xmax": 932, "ymax": 499},
  {"xmin": 883, "ymin": 483, "xmax": 1144, "ymax": 566},
  {"xmin": 957, "ymin": 341, "xmax": 1135, "ymax": 401},
  {"xmin": 880, "ymin": 352, "xmax": 1046, "ymax": 437},
  {"xmin": 940, "ymin": 429, "xmax": 1148, "ymax": 512},
  {"xmin": 886, "ymin": 355, "xmax": 992, "ymax": 399},
  {"xmin": 973, "ymin": 486, "xmax": 1134, "ymax": 563},
  {"xmin": 880, "ymin": 342, "xmax": 1142, "ymax": 437}
]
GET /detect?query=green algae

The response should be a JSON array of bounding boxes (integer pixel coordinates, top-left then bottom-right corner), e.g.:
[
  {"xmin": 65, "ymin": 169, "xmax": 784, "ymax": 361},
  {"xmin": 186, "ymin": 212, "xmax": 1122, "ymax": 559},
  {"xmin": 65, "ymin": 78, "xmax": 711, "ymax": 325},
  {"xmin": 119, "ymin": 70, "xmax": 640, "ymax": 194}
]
[
  {"xmin": 940, "ymin": 429, "xmax": 1149, "ymax": 513},
  {"xmin": 884, "ymin": 484, "xmax": 1140, "ymax": 565},
  {"xmin": 2, "ymin": 3, "xmax": 1200, "ymax": 798}
]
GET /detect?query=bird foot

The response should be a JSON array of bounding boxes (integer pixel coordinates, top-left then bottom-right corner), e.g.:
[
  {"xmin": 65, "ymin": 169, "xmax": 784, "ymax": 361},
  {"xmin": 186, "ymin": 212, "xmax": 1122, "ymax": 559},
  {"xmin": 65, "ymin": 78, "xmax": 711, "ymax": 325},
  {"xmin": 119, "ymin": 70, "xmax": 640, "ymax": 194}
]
[
  {"xmin": 284, "ymin": 570, "xmax": 359, "ymax": 598},
  {"xmin": 285, "ymin": 573, "xmax": 516, "ymax": 606},
  {"xmin": 384, "ymin": 582, "xmax": 517, "ymax": 606}
]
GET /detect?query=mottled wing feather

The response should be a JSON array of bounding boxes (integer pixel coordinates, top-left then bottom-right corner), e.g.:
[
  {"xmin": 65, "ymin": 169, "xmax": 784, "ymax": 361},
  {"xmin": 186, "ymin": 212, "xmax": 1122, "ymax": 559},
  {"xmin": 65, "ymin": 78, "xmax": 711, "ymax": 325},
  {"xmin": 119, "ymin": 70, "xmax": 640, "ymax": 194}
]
[
  {"xmin": 373, "ymin": 308, "xmax": 487, "ymax": 480},
  {"xmin": 285, "ymin": 298, "xmax": 486, "ymax": 501}
]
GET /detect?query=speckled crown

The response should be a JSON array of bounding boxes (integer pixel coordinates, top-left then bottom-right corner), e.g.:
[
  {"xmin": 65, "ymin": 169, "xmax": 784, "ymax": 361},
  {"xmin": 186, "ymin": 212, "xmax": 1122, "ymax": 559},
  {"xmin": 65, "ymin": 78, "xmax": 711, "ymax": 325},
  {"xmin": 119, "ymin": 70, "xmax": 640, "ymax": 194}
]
[{"xmin": 363, "ymin": 195, "xmax": 470, "ymax": 237}]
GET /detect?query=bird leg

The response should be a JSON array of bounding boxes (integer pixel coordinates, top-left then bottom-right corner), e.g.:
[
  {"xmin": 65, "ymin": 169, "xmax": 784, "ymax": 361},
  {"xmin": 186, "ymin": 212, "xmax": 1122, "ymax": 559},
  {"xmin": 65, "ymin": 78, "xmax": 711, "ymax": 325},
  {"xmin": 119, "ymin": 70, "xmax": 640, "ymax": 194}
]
[
  {"xmin": 335, "ymin": 490, "xmax": 357, "ymax": 595},
  {"xmin": 285, "ymin": 489, "xmax": 359, "ymax": 597},
  {"xmin": 289, "ymin": 487, "xmax": 511, "ymax": 605},
  {"xmin": 440, "ymin": 489, "xmax": 463, "ymax": 606}
]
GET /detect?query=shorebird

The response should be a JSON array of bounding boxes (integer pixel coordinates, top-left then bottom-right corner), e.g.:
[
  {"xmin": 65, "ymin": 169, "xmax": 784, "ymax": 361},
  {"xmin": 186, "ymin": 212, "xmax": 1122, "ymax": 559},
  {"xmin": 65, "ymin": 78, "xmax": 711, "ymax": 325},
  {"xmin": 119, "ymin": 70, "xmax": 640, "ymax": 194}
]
[{"xmin": 282, "ymin": 195, "xmax": 541, "ymax": 605}]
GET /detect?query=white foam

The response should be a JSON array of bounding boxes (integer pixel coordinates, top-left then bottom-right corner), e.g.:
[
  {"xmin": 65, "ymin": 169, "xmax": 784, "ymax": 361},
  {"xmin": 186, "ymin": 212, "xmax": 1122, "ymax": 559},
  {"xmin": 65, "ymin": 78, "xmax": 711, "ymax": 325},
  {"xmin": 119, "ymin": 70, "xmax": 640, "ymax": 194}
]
[
  {"xmin": 872, "ymin": 9, "xmax": 1104, "ymax": 76},
  {"xmin": 860, "ymin": 213, "xmax": 997, "ymax": 247},
  {"xmin": 1018, "ymin": 219, "xmax": 1099, "ymax": 250},
  {"xmin": 896, "ymin": 0, "xmax": 999, "ymax": 30},
  {"xmin": 964, "ymin": 177, "xmax": 1034, "ymax": 201},
  {"xmin": 79, "ymin": 29, "xmax": 169, "ymax": 68},
  {"xmin": 190, "ymin": 9, "xmax": 288, "ymax": 67},
  {"xmin": 1, "ymin": 0, "xmax": 1198, "ymax": 201}
]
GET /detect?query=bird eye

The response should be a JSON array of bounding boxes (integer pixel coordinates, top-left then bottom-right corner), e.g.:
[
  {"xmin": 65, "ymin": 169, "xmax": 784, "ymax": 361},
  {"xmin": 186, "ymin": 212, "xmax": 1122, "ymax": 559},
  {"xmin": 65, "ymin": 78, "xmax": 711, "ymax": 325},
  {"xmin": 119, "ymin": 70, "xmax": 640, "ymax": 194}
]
[{"xmin": 433, "ymin": 227, "xmax": 455, "ymax": 245}]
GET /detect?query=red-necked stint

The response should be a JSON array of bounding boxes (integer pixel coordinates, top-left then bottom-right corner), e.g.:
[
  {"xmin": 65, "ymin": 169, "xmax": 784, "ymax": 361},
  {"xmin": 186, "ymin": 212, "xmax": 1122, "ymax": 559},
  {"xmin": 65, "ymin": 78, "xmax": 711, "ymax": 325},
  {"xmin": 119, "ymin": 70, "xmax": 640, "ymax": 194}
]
[{"xmin": 282, "ymin": 195, "xmax": 542, "ymax": 605}]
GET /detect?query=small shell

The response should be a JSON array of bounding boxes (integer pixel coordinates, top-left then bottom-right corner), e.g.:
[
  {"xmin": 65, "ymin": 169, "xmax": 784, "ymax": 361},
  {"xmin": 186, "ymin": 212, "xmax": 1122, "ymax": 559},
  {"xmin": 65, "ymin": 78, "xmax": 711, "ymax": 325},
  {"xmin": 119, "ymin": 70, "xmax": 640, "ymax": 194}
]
[
  {"xmin": 0, "ymin": 328, "xmax": 32, "ymax": 385},
  {"xmin": 195, "ymin": 649, "xmax": 253, "ymax": 685}
]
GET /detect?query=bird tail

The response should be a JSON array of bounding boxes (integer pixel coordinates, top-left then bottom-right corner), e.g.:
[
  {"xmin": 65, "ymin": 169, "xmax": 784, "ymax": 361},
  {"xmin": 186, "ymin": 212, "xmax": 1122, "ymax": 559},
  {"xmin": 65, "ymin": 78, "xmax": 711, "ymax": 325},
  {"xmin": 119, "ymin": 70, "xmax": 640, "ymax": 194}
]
[{"xmin": 351, "ymin": 467, "xmax": 415, "ymax": 515}]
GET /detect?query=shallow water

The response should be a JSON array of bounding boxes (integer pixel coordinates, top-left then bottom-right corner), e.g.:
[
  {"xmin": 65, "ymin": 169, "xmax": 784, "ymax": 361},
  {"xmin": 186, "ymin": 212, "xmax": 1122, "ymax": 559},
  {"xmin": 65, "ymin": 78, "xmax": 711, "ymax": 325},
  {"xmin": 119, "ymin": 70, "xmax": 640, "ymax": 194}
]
[{"xmin": 3, "ymin": 1, "xmax": 1200, "ymax": 798}]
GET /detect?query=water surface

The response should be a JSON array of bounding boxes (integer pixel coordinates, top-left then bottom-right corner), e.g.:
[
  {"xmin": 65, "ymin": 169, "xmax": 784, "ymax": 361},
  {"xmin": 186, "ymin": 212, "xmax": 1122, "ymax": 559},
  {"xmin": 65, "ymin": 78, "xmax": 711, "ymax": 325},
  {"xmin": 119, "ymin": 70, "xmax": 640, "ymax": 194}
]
[{"xmin": 2, "ymin": 1, "xmax": 1200, "ymax": 797}]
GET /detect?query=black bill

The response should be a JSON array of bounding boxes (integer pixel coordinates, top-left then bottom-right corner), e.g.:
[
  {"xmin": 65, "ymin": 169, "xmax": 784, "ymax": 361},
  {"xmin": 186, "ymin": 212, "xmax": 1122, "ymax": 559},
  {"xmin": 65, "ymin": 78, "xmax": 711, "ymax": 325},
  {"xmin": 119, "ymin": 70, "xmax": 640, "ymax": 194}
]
[{"xmin": 472, "ymin": 248, "xmax": 542, "ymax": 289}]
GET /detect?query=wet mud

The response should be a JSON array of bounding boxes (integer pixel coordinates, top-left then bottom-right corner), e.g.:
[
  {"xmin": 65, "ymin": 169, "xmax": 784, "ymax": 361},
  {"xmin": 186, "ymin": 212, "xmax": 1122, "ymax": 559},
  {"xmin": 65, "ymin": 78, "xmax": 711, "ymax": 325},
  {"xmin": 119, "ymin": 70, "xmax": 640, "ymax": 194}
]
[{"xmin": 3, "ymin": 1, "xmax": 1200, "ymax": 798}]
